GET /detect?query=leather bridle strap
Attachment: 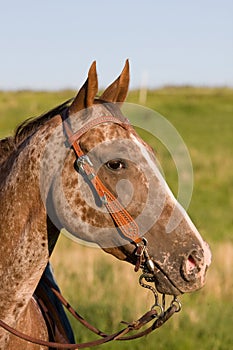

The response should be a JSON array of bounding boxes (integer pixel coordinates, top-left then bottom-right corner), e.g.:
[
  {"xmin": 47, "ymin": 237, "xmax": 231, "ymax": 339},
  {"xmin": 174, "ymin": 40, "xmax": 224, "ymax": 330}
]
[{"xmin": 62, "ymin": 113, "xmax": 143, "ymax": 245}]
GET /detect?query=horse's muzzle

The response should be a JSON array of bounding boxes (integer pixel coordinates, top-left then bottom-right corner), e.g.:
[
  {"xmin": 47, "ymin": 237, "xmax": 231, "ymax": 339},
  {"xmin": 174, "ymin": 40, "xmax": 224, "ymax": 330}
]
[{"xmin": 151, "ymin": 241, "xmax": 211, "ymax": 296}]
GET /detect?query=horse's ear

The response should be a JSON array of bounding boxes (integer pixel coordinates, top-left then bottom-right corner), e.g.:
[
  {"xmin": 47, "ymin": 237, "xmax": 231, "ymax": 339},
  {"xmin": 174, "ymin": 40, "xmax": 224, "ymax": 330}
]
[
  {"xmin": 100, "ymin": 59, "xmax": 130, "ymax": 103},
  {"xmin": 69, "ymin": 61, "xmax": 98, "ymax": 114}
]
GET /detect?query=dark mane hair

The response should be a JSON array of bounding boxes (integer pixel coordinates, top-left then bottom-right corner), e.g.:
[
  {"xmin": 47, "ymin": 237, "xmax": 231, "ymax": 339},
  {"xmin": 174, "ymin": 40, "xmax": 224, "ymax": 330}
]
[
  {"xmin": 0, "ymin": 98, "xmax": 73, "ymax": 166},
  {"xmin": 0, "ymin": 136, "xmax": 16, "ymax": 164},
  {"xmin": 14, "ymin": 98, "xmax": 73, "ymax": 146}
]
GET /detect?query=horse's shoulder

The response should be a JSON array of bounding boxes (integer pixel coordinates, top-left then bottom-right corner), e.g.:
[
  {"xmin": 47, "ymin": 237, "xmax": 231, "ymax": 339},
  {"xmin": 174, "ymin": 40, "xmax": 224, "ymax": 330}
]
[{"xmin": 7, "ymin": 298, "xmax": 48, "ymax": 350}]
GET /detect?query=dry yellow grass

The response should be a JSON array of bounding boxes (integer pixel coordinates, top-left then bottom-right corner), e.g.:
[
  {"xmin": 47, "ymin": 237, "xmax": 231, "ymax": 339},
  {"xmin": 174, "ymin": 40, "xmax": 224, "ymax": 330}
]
[
  {"xmin": 51, "ymin": 233, "xmax": 152, "ymax": 315},
  {"xmin": 51, "ymin": 233, "xmax": 233, "ymax": 313},
  {"xmin": 203, "ymin": 241, "xmax": 233, "ymax": 300}
]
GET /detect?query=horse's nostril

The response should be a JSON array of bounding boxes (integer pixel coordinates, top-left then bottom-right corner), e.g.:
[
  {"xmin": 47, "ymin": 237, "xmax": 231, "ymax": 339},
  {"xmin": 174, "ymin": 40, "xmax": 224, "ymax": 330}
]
[
  {"xmin": 181, "ymin": 250, "xmax": 203, "ymax": 282},
  {"xmin": 187, "ymin": 255, "xmax": 196, "ymax": 272}
]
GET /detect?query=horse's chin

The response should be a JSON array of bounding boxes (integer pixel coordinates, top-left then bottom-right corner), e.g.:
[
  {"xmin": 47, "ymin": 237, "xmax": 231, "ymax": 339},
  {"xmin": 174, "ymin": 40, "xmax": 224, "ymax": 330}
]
[{"xmin": 152, "ymin": 269, "xmax": 182, "ymax": 296}]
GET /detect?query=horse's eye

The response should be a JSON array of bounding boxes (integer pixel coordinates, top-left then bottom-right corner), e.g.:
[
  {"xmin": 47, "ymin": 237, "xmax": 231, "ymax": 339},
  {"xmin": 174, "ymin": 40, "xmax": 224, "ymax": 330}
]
[{"xmin": 105, "ymin": 159, "xmax": 126, "ymax": 171}]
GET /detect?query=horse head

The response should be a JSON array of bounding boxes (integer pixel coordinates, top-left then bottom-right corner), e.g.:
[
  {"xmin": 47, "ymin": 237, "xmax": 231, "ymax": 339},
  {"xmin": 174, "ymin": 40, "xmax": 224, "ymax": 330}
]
[{"xmin": 41, "ymin": 61, "xmax": 211, "ymax": 296}]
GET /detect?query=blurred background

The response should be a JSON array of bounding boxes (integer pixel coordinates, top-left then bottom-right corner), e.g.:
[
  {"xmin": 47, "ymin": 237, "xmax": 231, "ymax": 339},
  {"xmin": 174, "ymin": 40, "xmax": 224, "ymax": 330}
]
[
  {"xmin": 0, "ymin": 1, "xmax": 232, "ymax": 349},
  {"xmin": 1, "ymin": 0, "xmax": 232, "ymax": 90}
]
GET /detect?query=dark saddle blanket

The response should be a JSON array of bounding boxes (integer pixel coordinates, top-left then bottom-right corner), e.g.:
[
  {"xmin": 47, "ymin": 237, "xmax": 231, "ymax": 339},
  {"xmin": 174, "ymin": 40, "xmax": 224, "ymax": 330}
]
[{"xmin": 34, "ymin": 263, "xmax": 75, "ymax": 348}]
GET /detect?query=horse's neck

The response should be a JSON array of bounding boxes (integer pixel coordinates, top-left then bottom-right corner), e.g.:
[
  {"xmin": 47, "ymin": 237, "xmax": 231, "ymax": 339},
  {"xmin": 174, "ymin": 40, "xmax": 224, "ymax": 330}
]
[{"xmin": 0, "ymin": 128, "xmax": 53, "ymax": 328}]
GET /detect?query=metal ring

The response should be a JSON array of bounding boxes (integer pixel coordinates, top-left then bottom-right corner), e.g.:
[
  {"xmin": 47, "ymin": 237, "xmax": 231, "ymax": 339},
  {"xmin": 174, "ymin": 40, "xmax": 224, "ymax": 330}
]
[
  {"xmin": 151, "ymin": 303, "xmax": 164, "ymax": 316},
  {"xmin": 171, "ymin": 297, "xmax": 182, "ymax": 313}
]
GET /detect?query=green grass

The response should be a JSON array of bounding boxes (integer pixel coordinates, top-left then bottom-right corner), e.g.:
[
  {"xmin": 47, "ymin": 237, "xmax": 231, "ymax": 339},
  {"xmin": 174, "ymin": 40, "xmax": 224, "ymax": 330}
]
[
  {"xmin": 1, "ymin": 87, "xmax": 233, "ymax": 349},
  {"xmin": 0, "ymin": 90, "xmax": 72, "ymax": 138},
  {"xmin": 50, "ymin": 236, "xmax": 233, "ymax": 350},
  {"xmin": 128, "ymin": 88, "xmax": 233, "ymax": 244}
]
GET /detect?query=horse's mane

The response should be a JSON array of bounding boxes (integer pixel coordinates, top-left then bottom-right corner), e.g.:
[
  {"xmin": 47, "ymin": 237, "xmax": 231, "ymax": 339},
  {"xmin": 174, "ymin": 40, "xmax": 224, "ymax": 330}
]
[
  {"xmin": 1, "ymin": 96, "xmax": 114, "ymax": 165},
  {"xmin": 0, "ymin": 136, "xmax": 16, "ymax": 164},
  {"xmin": 14, "ymin": 98, "xmax": 73, "ymax": 146},
  {"xmin": 0, "ymin": 98, "xmax": 73, "ymax": 167}
]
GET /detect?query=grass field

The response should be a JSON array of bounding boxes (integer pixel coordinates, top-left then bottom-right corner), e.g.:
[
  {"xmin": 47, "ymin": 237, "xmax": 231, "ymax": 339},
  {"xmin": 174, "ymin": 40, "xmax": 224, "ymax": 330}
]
[{"xmin": 0, "ymin": 87, "xmax": 232, "ymax": 349}]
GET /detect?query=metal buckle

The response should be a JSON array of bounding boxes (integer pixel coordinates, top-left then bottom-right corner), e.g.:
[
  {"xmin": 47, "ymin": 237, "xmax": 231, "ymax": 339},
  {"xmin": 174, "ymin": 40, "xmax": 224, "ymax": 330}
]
[
  {"xmin": 100, "ymin": 194, "xmax": 108, "ymax": 205},
  {"xmin": 74, "ymin": 155, "xmax": 93, "ymax": 174},
  {"xmin": 136, "ymin": 238, "xmax": 155, "ymax": 273}
]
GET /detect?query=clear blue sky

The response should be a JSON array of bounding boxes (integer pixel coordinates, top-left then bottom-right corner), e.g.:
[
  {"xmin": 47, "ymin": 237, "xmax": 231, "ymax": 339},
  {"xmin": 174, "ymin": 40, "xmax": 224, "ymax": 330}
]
[{"xmin": 0, "ymin": 0, "xmax": 232, "ymax": 90}]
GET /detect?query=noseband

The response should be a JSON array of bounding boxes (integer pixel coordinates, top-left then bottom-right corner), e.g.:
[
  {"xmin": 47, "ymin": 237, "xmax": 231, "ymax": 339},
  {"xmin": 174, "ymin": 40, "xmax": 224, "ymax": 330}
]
[{"xmin": 61, "ymin": 110, "xmax": 155, "ymax": 273}]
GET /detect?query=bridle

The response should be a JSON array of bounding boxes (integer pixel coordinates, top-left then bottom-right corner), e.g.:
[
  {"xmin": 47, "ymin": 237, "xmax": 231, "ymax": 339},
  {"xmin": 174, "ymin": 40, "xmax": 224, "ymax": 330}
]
[
  {"xmin": 0, "ymin": 109, "xmax": 181, "ymax": 348},
  {"xmin": 61, "ymin": 111, "xmax": 156, "ymax": 272}
]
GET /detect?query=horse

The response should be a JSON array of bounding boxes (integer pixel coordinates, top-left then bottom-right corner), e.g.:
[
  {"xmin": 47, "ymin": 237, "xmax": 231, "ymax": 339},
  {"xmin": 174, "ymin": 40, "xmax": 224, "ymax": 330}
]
[{"xmin": 0, "ymin": 60, "xmax": 211, "ymax": 349}]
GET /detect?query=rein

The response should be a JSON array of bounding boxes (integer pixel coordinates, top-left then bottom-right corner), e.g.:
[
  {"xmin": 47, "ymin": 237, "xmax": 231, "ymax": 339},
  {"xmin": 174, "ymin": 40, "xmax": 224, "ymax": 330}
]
[
  {"xmin": 0, "ymin": 279, "xmax": 180, "ymax": 349},
  {"xmin": 0, "ymin": 112, "xmax": 182, "ymax": 348}
]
